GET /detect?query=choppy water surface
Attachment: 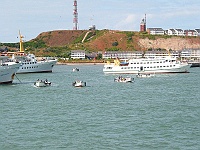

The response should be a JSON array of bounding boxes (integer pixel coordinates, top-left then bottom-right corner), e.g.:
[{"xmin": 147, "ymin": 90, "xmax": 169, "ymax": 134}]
[{"xmin": 0, "ymin": 65, "xmax": 200, "ymax": 149}]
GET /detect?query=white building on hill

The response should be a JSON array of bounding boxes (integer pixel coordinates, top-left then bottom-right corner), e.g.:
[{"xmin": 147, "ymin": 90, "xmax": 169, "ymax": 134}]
[
  {"xmin": 147, "ymin": 28, "xmax": 165, "ymax": 35},
  {"xmin": 71, "ymin": 50, "xmax": 85, "ymax": 59}
]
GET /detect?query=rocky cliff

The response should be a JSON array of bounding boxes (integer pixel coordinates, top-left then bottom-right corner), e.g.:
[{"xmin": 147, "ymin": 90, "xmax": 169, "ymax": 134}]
[{"xmin": 33, "ymin": 30, "xmax": 200, "ymax": 51}]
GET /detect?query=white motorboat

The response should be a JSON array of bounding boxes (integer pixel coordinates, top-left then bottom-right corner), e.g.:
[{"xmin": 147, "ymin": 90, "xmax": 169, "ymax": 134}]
[
  {"xmin": 114, "ymin": 76, "xmax": 134, "ymax": 83},
  {"xmin": 34, "ymin": 79, "xmax": 51, "ymax": 87},
  {"xmin": 0, "ymin": 56, "xmax": 20, "ymax": 84},
  {"xmin": 72, "ymin": 80, "xmax": 86, "ymax": 87},
  {"xmin": 136, "ymin": 73, "xmax": 155, "ymax": 78},
  {"xmin": 10, "ymin": 31, "xmax": 57, "ymax": 74},
  {"xmin": 103, "ymin": 56, "xmax": 191, "ymax": 74},
  {"xmin": 72, "ymin": 68, "xmax": 79, "ymax": 72}
]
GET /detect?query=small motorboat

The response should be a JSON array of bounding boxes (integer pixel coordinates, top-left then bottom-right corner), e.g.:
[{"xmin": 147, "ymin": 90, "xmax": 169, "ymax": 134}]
[
  {"xmin": 114, "ymin": 76, "xmax": 134, "ymax": 83},
  {"xmin": 34, "ymin": 79, "xmax": 51, "ymax": 87},
  {"xmin": 72, "ymin": 68, "xmax": 79, "ymax": 72},
  {"xmin": 136, "ymin": 73, "xmax": 155, "ymax": 78},
  {"xmin": 72, "ymin": 80, "xmax": 86, "ymax": 87}
]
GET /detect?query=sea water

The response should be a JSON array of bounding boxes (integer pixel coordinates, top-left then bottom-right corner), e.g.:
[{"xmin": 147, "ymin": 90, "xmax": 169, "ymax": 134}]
[{"xmin": 0, "ymin": 65, "xmax": 200, "ymax": 149}]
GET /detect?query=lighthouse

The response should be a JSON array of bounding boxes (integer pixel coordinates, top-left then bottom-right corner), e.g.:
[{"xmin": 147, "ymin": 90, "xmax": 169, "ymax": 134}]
[{"xmin": 140, "ymin": 14, "xmax": 146, "ymax": 32}]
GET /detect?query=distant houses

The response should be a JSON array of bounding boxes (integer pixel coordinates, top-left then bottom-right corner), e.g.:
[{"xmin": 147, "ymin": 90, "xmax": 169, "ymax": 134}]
[
  {"xmin": 102, "ymin": 50, "xmax": 200, "ymax": 60},
  {"xmin": 147, "ymin": 28, "xmax": 200, "ymax": 36},
  {"xmin": 70, "ymin": 49, "xmax": 200, "ymax": 60},
  {"xmin": 140, "ymin": 14, "xmax": 200, "ymax": 37},
  {"xmin": 147, "ymin": 28, "xmax": 165, "ymax": 35},
  {"xmin": 71, "ymin": 50, "xmax": 85, "ymax": 59},
  {"xmin": 70, "ymin": 50, "xmax": 98, "ymax": 60}
]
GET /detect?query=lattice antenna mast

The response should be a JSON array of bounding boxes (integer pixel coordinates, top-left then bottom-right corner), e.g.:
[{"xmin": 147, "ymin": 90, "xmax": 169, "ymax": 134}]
[{"xmin": 73, "ymin": 0, "xmax": 78, "ymax": 30}]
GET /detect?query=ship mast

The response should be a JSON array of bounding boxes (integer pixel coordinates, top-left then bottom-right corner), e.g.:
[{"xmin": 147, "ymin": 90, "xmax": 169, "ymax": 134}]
[{"xmin": 19, "ymin": 30, "xmax": 24, "ymax": 52}]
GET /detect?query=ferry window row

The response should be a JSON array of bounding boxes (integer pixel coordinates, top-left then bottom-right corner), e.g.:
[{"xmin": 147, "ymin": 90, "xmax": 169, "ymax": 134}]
[
  {"xmin": 121, "ymin": 65, "xmax": 175, "ymax": 69},
  {"xmin": 22, "ymin": 62, "xmax": 37, "ymax": 65},
  {"xmin": 22, "ymin": 66, "xmax": 38, "ymax": 69},
  {"xmin": 131, "ymin": 60, "xmax": 175, "ymax": 65}
]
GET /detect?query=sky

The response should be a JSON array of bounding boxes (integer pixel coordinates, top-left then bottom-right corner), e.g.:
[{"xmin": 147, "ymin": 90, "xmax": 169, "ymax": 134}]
[{"xmin": 0, "ymin": 0, "xmax": 200, "ymax": 43}]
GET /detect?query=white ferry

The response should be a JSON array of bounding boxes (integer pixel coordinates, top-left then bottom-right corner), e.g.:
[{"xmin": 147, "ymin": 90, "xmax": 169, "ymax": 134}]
[
  {"xmin": 13, "ymin": 54, "xmax": 57, "ymax": 74},
  {"xmin": 11, "ymin": 31, "xmax": 57, "ymax": 74},
  {"xmin": 103, "ymin": 56, "xmax": 191, "ymax": 74},
  {"xmin": 0, "ymin": 56, "xmax": 20, "ymax": 84}
]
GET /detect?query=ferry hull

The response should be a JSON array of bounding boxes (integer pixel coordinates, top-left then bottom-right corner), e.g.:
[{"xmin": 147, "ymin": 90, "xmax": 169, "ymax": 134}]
[
  {"xmin": 103, "ymin": 67, "xmax": 190, "ymax": 74},
  {"xmin": 103, "ymin": 62, "xmax": 191, "ymax": 74},
  {"xmin": 104, "ymin": 69, "xmax": 190, "ymax": 74},
  {"xmin": 0, "ymin": 63, "xmax": 20, "ymax": 84},
  {"xmin": 16, "ymin": 60, "xmax": 57, "ymax": 74}
]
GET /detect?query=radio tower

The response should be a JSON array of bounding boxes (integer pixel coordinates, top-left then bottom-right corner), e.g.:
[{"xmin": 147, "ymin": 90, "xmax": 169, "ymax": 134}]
[{"xmin": 73, "ymin": 0, "xmax": 78, "ymax": 30}]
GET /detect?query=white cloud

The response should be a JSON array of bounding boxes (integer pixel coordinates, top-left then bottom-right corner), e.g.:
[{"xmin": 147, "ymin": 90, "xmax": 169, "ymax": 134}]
[
  {"xmin": 114, "ymin": 14, "xmax": 138, "ymax": 31},
  {"xmin": 1, "ymin": 0, "xmax": 200, "ymax": 42}
]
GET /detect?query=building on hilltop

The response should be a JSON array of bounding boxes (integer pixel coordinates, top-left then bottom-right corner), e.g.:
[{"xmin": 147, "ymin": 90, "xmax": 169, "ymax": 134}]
[
  {"xmin": 195, "ymin": 29, "xmax": 200, "ymax": 36},
  {"xmin": 148, "ymin": 28, "xmax": 200, "ymax": 36},
  {"xmin": 167, "ymin": 29, "xmax": 176, "ymax": 35},
  {"xmin": 184, "ymin": 30, "xmax": 198, "ymax": 36},
  {"xmin": 140, "ymin": 14, "xmax": 146, "ymax": 32},
  {"xmin": 175, "ymin": 29, "xmax": 184, "ymax": 36},
  {"xmin": 147, "ymin": 28, "xmax": 165, "ymax": 35}
]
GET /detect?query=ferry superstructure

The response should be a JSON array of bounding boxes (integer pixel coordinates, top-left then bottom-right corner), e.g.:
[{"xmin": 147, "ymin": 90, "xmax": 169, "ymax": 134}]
[
  {"xmin": 12, "ymin": 31, "xmax": 57, "ymax": 74},
  {"xmin": 0, "ymin": 56, "xmax": 20, "ymax": 84},
  {"xmin": 103, "ymin": 56, "xmax": 191, "ymax": 74}
]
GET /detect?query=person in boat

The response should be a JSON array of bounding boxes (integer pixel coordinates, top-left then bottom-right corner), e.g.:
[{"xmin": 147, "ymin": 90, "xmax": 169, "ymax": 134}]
[
  {"xmin": 44, "ymin": 79, "xmax": 49, "ymax": 84},
  {"xmin": 41, "ymin": 58, "xmax": 46, "ymax": 61}
]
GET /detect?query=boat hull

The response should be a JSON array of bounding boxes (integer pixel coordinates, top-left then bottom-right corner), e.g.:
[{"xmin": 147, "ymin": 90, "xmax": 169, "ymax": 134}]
[
  {"xmin": 17, "ymin": 60, "xmax": 57, "ymax": 74},
  {"xmin": 190, "ymin": 62, "xmax": 200, "ymax": 67},
  {"xmin": 136, "ymin": 74, "xmax": 155, "ymax": 78},
  {"xmin": 34, "ymin": 81, "xmax": 51, "ymax": 87},
  {"xmin": 0, "ymin": 62, "xmax": 20, "ymax": 84},
  {"xmin": 104, "ymin": 67, "xmax": 190, "ymax": 74},
  {"xmin": 103, "ymin": 59, "xmax": 191, "ymax": 74},
  {"xmin": 114, "ymin": 77, "xmax": 133, "ymax": 83},
  {"xmin": 72, "ymin": 81, "xmax": 86, "ymax": 87}
]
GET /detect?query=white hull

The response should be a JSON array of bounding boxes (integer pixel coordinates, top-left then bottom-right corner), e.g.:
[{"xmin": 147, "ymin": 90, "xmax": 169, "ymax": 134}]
[
  {"xmin": 103, "ymin": 57, "xmax": 191, "ymax": 74},
  {"xmin": 72, "ymin": 68, "xmax": 79, "ymax": 72},
  {"xmin": 17, "ymin": 59, "xmax": 57, "ymax": 74},
  {"xmin": 0, "ymin": 62, "xmax": 20, "ymax": 84},
  {"xmin": 72, "ymin": 81, "xmax": 86, "ymax": 87},
  {"xmin": 34, "ymin": 80, "xmax": 51, "ymax": 87},
  {"xmin": 136, "ymin": 73, "xmax": 155, "ymax": 78},
  {"xmin": 114, "ymin": 77, "xmax": 134, "ymax": 83}
]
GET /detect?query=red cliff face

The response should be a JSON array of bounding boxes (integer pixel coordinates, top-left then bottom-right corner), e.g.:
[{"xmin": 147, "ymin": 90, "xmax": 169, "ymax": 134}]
[
  {"xmin": 34, "ymin": 30, "xmax": 200, "ymax": 51},
  {"xmin": 138, "ymin": 37, "xmax": 200, "ymax": 50},
  {"xmin": 35, "ymin": 30, "xmax": 86, "ymax": 47}
]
